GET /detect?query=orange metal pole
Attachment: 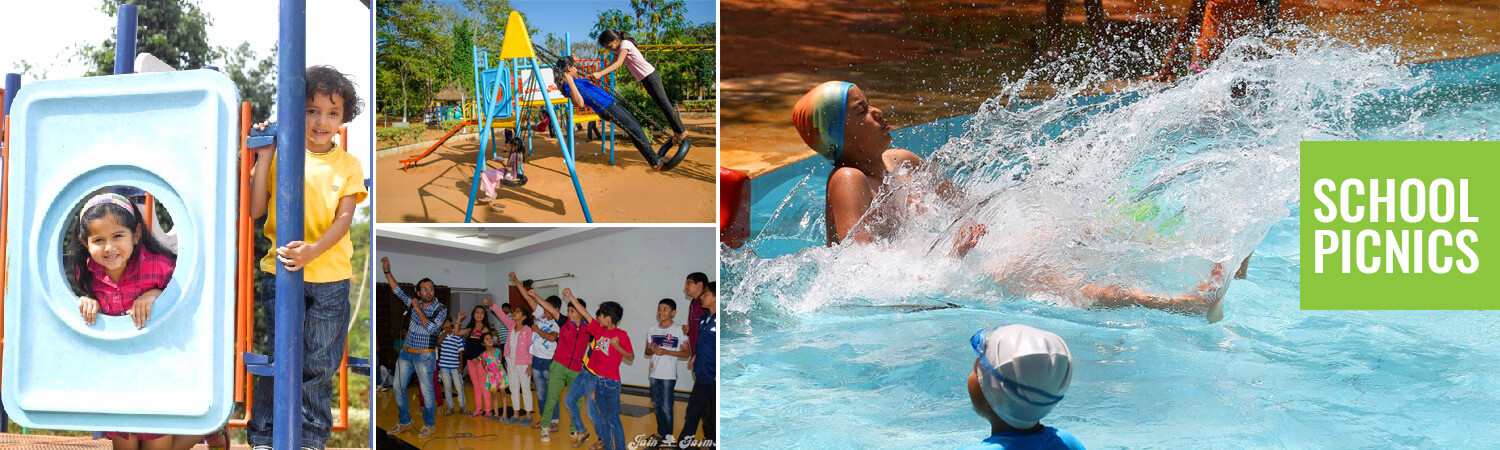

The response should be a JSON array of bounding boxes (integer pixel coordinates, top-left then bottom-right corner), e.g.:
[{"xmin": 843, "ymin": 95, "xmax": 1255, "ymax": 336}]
[
  {"xmin": 228, "ymin": 102, "xmax": 254, "ymax": 428},
  {"xmin": 2, "ymin": 115, "xmax": 11, "ymax": 386},
  {"xmin": 332, "ymin": 345, "xmax": 350, "ymax": 431}
]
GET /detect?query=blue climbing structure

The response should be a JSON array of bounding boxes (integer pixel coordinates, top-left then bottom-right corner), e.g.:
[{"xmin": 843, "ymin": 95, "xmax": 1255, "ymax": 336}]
[
  {"xmin": 0, "ymin": 2, "xmax": 370, "ymax": 448},
  {"xmin": 463, "ymin": 11, "xmax": 595, "ymax": 223}
]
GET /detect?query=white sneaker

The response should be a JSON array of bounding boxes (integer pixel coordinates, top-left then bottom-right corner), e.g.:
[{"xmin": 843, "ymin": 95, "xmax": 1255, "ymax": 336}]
[
  {"xmin": 540, "ymin": 429, "xmax": 551, "ymax": 442},
  {"xmin": 251, "ymin": 446, "xmax": 272, "ymax": 450}
]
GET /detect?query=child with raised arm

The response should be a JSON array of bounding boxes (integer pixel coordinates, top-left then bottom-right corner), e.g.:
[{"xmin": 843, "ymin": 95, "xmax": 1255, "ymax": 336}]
[
  {"xmin": 513, "ymin": 273, "xmax": 593, "ymax": 444},
  {"xmin": 247, "ymin": 66, "xmax": 368, "ymax": 449},
  {"xmin": 514, "ymin": 279, "xmax": 564, "ymax": 431},
  {"xmin": 563, "ymin": 288, "xmax": 634, "ymax": 450},
  {"xmin": 484, "ymin": 297, "xmax": 535, "ymax": 426}
]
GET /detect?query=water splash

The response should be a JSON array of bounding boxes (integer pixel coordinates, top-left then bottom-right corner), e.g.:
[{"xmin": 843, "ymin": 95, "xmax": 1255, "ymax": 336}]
[{"xmin": 727, "ymin": 27, "xmax": 1486, "ymax": 328}]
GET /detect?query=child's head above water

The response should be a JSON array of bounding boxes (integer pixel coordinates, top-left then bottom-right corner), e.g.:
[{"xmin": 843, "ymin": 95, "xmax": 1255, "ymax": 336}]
[
  {"xmin": 967, "ymin": 324, "xmax": 1073, "ymax": 431},
  {"xmin": 792, "ymin": 81, "xmax": 892, "ymax": 165},
  {"xmin": 69, "ymin": 192, "xmax": 176, "ymax": 292}
]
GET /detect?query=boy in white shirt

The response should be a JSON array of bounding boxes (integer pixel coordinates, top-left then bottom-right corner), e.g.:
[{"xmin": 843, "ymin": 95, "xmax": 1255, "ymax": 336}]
[{"xmin": 645, "ymin": 298, "xmax": 692, "ymax": 445}]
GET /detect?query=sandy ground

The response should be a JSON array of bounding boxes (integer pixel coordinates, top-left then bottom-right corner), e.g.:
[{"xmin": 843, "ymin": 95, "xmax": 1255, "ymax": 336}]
[
  {"xmin": 376, "ymin": 114, "xmax": 716, "ymax": 223},
  {"xmin": 721, "ymin": 0, "xmax": 1500, "ymax": 177}
]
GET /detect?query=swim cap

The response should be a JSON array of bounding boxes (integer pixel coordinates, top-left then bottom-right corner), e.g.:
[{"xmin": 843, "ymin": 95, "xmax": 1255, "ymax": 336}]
[
  {"xmin": 971, "ymin": 325, "xmax": 1072, "ymax": 429},
  {"xmin": 792, "ymin": 81, "xmax": 854, "ymax": 161}
]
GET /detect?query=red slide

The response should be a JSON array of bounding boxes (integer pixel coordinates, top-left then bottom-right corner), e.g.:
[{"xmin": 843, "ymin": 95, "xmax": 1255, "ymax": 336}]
[
  {"xmin": 720, "ymin": 167, "xmax": 751, "ymax": 249},
  {"xmin": 398, "ymin": 119, "xmax": 477, "ymax": 171}
]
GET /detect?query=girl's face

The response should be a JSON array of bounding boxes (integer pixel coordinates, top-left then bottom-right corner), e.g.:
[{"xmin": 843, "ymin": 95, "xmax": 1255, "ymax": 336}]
[
  {"xmin": 305, "ymin": 93, "xmax": 344, "ymax": 151},
  {"xmin": 483, "ymin": 334, "xmax": 495, "ymax": 347},
  {"xmin": 512, "ymin": 308, "xmax": 526, "ymax": 322},
  {"xmin": 474, "ymin": 307, "xmax": 487, "ymax": 322},
  {"xmin": 841, "ymin": 87, "xmax": 892, "ymax": 162},
  {"xmin": 605, "ymin": 38, "xmax": 621, "ymax": 52},
  {"xmin": 84, "ymin": 215, "xmax": 140, "ymax": 275}
]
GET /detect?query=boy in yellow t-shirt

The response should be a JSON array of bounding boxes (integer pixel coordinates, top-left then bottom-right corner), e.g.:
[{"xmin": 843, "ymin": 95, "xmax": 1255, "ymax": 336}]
[{"xmin": 245, "ymin": 65, "xmax": 368, "ymax": 450}]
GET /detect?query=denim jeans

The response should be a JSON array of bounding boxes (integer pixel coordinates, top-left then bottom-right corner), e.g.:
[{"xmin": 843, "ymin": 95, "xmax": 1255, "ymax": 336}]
[
  {"xmin": 532, "ymin": 356, "xmax": 558, "ymax": 423},
  {"xmin": 565, "ymin": 369, "xmax": 596, "ymax": 436},
  {"xmin": 649, "ymin": 378, "xmax": 676, "ymax": 437},
  {"xmin": 394, "ymin": 349, "xmax": 438, "ymax": 426},
  {"xmin": 592, "ymin": 376, "xmax": 624, "ymax": 450},
  {"xmin": 439, "ymin": 367, "xmax": 465, "ymax": 410},
  {"xmin": 247, "ymin": 277, "xmax": 350, "ymax": 449}
]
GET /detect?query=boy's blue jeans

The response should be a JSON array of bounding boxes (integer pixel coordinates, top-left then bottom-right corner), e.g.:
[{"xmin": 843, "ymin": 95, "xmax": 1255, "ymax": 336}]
[
  {"xmin": 565, "ymin": 370, "xmax": 597, "ymax": 436},
  {"xmin": 247, "ymin": 277, "xmax": 350, "ymax": 449},
  {"xmin": 532, "ymin": 356, "xmax": 559, "ymax": 423},
  {"xmin": 393, "ymin": 349, "xmax": 437, "ymax": 426},
  {"xmin": 592, "ymin": 376, "xmax": 625, "ymax": 450},
  {"xmin": 649, "ymin": 378, "xmax": 676, "ymax": 437}
]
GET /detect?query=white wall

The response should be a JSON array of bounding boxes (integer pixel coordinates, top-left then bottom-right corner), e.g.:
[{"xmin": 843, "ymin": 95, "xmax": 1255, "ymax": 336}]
[{"xmin": 485, "ymin": 227, "xmax": 716, "ymax": 389}]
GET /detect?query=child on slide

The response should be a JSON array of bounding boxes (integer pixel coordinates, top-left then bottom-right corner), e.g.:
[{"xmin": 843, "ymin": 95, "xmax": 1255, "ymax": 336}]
[
  {"xmin": 555, "ymin": 56, "xmax": 688, "ymax": 172},
  {"xmin": 589, "ymin": 30, "xmax": 689, "ymax": 146},
  {"xmin": 68, "ymin": 193, "xmax": 228, "ymax": 450},
  {"xmin": 793, "ymin": 81, "xmax": 1229, "ymax": 321}
]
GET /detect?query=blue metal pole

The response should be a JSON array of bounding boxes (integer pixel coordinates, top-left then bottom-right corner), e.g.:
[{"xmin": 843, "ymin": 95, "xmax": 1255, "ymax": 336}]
[
  {"xmin": 114, "ymin": 5, "xmax": 137, "ymax": 75},
  {"xmin": 274, "ymin": 0, "xmax": 307, "ymax": 448},
  {"xmin": 463, "ymin": 46, "xmax": 495, "ymax": 223},
  {"xmin": 527, "ymin": 58, "xmax": 593, "ymax": 222},
  {"xmin": 608, "ymin": 69, "xmax": 616, "ymax": 165},
  {"xmin": 3, "ymin": 74, "xmax": 19, "ymax": 115},
  {"xmin": 564, "ymin": 34, "xmax": 575, "ymax": 150}
]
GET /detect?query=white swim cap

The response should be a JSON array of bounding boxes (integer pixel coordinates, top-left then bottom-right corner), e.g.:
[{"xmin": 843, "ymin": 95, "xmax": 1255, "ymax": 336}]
[{"xmin": 970, "ymin": 324, "xmax": 1073, "ymax": 429}]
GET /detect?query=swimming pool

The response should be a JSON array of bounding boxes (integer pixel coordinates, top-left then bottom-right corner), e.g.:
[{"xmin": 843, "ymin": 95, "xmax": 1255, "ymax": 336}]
[{"xmin": 722, "ymin": 34, "xmax": 1500, "ymax": 449}]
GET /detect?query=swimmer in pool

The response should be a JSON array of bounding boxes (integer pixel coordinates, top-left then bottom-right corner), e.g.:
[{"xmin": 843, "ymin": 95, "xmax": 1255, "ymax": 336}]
[{"xmin": 793, "ymin": 81, "xmax": 1229, "ymax": 322}]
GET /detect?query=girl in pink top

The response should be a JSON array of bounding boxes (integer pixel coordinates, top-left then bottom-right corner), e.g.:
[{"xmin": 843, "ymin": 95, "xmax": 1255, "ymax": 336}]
[
  {"xmin": 486, "ymin": 297, "xmax": 536, "ymax": 425},
  {"xmin": 590, "ymin": 30, "xmax": 688, "ymax": 144}
]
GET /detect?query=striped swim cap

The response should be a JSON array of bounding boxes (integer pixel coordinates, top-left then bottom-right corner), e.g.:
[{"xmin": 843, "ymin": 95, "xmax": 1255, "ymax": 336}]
[{"xmin": 792, "ymin": 81, "xmax": 855, "ymax": 161}]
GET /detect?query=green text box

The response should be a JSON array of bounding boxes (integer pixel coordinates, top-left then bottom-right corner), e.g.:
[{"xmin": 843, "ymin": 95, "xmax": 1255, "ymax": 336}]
[{"xmin": 1300, "ymin": 141, "xmax": 1497, "ymax": 309}]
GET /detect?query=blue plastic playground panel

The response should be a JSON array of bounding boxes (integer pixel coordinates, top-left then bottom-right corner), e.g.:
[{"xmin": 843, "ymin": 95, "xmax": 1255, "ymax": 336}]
[
  {"xmin": 2, "ymin": 70, "xmax": 240, "ymax": 433},
  {"xmin": 479, "ymin": 67, "xmax": 513, "ymax": 119}
]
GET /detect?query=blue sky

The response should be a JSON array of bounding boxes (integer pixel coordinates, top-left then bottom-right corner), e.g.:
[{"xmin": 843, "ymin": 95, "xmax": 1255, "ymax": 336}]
[{"xmin": 444, "ymin": 0, "xmax": 716, "ymax": 44}]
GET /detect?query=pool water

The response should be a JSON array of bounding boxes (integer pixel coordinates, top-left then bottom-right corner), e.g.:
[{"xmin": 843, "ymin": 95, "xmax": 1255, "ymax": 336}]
[{"xmin": 722, "ymin": 30, "xmax": 1500, "ymax": 449}]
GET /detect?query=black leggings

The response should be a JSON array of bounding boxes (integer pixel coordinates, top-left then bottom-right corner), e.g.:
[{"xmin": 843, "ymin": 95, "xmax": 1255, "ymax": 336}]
[
  {"xmin": 598, "ymin": 102, "xmax": 660, "ymax": 166},
  {"xmin": 641, "ymin": 71, "xmax": 685, "ymax": 136}
]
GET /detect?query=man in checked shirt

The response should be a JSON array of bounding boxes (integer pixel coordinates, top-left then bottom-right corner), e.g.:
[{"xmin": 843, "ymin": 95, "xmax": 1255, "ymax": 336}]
[{"xmin": 381, "ymin": 257, "xmax": 448, "ymax": 438}]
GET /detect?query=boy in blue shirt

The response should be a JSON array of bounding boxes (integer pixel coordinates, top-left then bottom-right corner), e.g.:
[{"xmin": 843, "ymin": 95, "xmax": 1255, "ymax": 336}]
[
  {"xmin": 555, "ymin": 56, "xmax": 687, "ymax": 172},
  {"xmin": 678, "ymin": 282, "xmax": 716, "ymax": 446},
  {"xmin": 962, "ymin": 325, "xmax": 1085, "ymax": 450}
]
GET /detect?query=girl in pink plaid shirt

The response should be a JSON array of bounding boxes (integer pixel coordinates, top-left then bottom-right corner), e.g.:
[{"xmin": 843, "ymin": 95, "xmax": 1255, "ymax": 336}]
[{"xmin": 66, "ymin": 192, "xmax": 228, "ymax": 449}]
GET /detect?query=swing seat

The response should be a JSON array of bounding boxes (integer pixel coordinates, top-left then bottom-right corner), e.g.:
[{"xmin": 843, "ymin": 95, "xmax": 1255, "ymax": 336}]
[
  {"xmin": 658, "ymin": 137, "xmax": 691, "ymax": 172},
  {"xmin": 501, "ymin": 174, "xmax": 529, "ymax": 187}
]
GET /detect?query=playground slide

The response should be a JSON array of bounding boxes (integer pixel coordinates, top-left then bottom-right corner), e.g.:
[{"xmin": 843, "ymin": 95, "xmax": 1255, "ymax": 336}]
[{"xmin": 398, "ymin": 119, "xmax": 476, "ymax": 170}]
